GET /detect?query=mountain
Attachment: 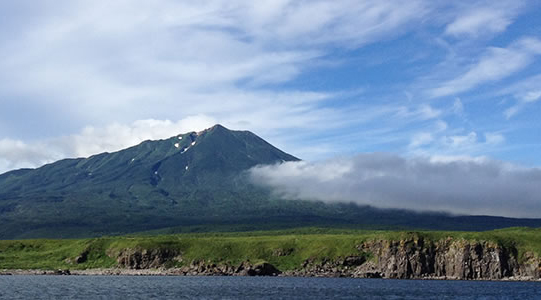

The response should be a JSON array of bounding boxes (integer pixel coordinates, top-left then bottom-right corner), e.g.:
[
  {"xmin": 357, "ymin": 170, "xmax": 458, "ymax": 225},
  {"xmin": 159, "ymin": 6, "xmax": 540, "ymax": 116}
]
[{"xmin": 1, "ymin": 124, "xmax": 540, "ymax": 239}]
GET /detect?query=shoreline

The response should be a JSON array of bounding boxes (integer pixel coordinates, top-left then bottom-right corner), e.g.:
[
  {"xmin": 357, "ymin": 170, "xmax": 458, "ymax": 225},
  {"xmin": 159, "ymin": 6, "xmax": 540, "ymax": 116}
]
[
  {"xmin": 2, "ymin": 230, "xmax": 540, "ymax": 282},
  {"xmin": 1, "ymin": 268, "xmax": 540, "ymax": 282}
]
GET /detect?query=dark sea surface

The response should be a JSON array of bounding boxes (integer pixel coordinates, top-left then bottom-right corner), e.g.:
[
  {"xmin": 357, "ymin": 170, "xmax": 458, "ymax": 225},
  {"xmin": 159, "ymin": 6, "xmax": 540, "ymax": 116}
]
[{"xmin": 0, "ymin": 276, "xmax": 540, "ymax": 299}]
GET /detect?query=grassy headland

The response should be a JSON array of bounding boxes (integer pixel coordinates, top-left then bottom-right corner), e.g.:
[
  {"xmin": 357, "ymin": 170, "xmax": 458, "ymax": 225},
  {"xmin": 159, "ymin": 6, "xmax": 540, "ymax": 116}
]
[{"xmin": 1, "ymin": 227, "xmax": 540, "ymax": 272}]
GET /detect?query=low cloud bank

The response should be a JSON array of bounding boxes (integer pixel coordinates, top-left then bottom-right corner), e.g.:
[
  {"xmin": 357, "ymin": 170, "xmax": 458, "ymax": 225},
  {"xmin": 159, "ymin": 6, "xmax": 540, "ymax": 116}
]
[{"xmin": 249, "ymin": 153, "xmax": 541, "ymax": 218}]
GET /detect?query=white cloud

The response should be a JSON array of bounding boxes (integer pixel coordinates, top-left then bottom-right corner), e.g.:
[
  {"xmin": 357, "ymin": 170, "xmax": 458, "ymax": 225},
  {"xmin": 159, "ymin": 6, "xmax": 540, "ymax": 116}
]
[
  {"xmin": 427, "ymin": 155, "xmax": 489, "ymax": 164},
  {"xmin": 0, "ymin": 1, "xmax": 537, "ymax": 177},
  {"xmin": 496, "ymin": 74, "xmax": 541, "ymax": 119},
  {"xmin": 0, "ymin": 0, "xmax": 439, "ymax": 163},
  {"xmin": 66, "ymin": 116, "xmax": 217, "ymax": 158},
  {"xmin": 444, "ymin": 1, "xmax": 525, "ymax": 37},
  {"xmin": 444, "ymin": 132, "xmax": 478, "ymax": 148},
  {"xmin": 504, "ymin": 105, "xmax": 521, "ymax": 120},
  {"xmin": 395, "ymin": 104, "xmax": 442, "ymax": 121},
  {"xmin": 249, "ymin": 154, "xmax": 541, "ymax": 218},
  {"xmin": 409, "ymin": 132, "xmax": 434, "ymax": 148},
  {"xmin": 521, "ymin": 90, "xmax": 541, "ymax": 103},
  {"xmin": 504, "ymin": 89, "xmax": 541, "ymax": 119},
  {"xmin": 429, "ymin": 37, "xmax": 541, "ymax": 98},
  {"xmin": 0, "ymin": 0, "xmax": 430, "ymax": 121},
  {"xmin": 435, "ymin": 120, "xmax": 448, "ymax": 131},
  {"xmin": 445, "ymin": 9, "xmax": 508, "ymax": 37},
  {"xmin": 0, "ymin": 116, "xmax": 216, "ymax": 174},
  {"xmin": 238, "ymin": 0, "xmax": 429, "ymax": 47},
  {"xmin": 484, "ymin": 132, "xmax": 505, "ymax": 145},
  {"xmin": 0, "ymin": 139, "xmax": 58, "ymax": 173},
  {"xmin": 417, "ymin": 104, "xmax": 442, "ymax": 120},
  {"xmin": 407, "ymin": 125, "xmax": 506, "ymax": 158}
]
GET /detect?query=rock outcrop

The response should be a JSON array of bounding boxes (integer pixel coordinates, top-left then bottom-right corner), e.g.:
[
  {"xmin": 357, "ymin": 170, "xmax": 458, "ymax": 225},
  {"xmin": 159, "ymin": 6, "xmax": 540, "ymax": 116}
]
[
  {"xmin": 354, "ymin": 238, "xmax": 515, "ymax": 279},
  {"xmin": 94, "ymin": 238, "xmax": 540, "ymax": 280},
  {"xmin": 287, "ymin": 237, "xmax": 541, "ymax": 280},
  {"xmin": 237, "ymin": 262, "xmax": 281, "ymax": 276},
  {"xmin": 518, "ymin": 252, "xmax": 541, "ymax": 279},
  {"xmin": 108, "ymin": 249, "xmax": 283, "ymax": 277},
  {"xmin": 172, "ymin": 260, "xmax": 281, "ymax": 277},
  {"xmin": 115, "ymin": 248, "xmax": 182, "ymax": 269}
]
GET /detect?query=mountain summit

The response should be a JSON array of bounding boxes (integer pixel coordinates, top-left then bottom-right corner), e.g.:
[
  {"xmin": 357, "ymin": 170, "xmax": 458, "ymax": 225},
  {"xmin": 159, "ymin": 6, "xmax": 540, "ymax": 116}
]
[
  {"xmin": 1, "ymin": 125, "xmax": 540, "ymax": 239},
  {"xmin": 0, "ymin": 125, "xmax": 299, "ymax": 238}
]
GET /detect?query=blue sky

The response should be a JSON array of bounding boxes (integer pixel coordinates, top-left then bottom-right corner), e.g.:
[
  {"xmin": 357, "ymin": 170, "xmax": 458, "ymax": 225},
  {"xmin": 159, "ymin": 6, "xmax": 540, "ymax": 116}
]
[
  {"xmin": 1, "ymin": 0, "xmax": 540, "ymax": 168},
  {"xmin": 1, "ymin": 1, "xmax": 541, "ymax": 217}
]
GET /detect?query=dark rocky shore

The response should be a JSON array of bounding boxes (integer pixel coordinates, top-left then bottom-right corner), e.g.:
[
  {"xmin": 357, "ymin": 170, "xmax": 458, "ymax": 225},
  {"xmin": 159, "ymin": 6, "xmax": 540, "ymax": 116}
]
[{"xmin": 2, "ymin": 237, "xmax": 540, "ymax": 281}]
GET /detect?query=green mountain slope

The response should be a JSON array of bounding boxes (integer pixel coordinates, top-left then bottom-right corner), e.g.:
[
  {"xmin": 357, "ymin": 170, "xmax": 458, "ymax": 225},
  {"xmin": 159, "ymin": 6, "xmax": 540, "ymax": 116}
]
[
  {"xmin": 0, "ymin": 125, "xmax": 303, "ymax": 238},
  {"xmin": 1, "ymin": 125, "xmax": 540, "ymax": 239}
]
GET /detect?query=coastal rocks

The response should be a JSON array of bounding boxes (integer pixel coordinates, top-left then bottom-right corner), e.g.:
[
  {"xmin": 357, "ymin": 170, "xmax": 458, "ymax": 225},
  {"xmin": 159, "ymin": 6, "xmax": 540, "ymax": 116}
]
[
  {"xmin": 517, "ymin": 252, "xmax": 541, "ymax": 279},
  {"xmin": 281, "ymin": 236, "xmax": 540, "ymax": 281},
  {"xmin": 0, "ymin": 269, "xmax": 73, "ymax": 275},
  {"xmin": 236, "ymin": 262, "xmax": 281, "ymax": 276},
  {"xmin": 106, "ymin": 258, "xmax": 282, "ymax": 277},
  {"xmin": 356, "ymin": 238, "xmax": 427, "ymax": 279},
  {"xmin": 54, "ymin": 269, "xmax": 71, "ymax": 275},
  {"xmin": 348, "ymin": 237, "xmax": 537, "ymax": 280},
  {"xmin": 180, "ymin": 260, "xmax": 233, "ymax": 276},
  {"xmin": 178, "ymin": 260, "xmax": 281, "ymax": 276},
  {"xmin": 355, "ymin": 238, "xmax": 516, "ymax": 280},
  {"xmin": 432, "ymin": 239, "xmax": 515, "ymax": 280},
  {"xmin": 115, "ymin": 248, "xmax": 181, "ymax": 269},
  {"xmin": 110, "ymin": 249, "xmax": 287, "ymax": 276},
  {"xmin": 48, "ymin": 237, "xmax": 541, "ymax": 281},
  {"xmin": 342, "ymin": 255, "xmax": 366, "ymax": 267},
  {"xmin": 253, "ymin": 262, "xmax": 281, "ymax": 276},
  {"xmin": 285, "ymin": 255, "xmax": 367, "ymax": 277}
]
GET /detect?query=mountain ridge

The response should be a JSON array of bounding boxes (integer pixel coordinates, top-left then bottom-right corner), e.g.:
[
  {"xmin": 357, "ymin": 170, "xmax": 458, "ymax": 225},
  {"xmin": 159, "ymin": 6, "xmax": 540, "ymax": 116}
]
[{"xmin": 0, "ymin": 124, "xmax": 306, "ymax": 238}]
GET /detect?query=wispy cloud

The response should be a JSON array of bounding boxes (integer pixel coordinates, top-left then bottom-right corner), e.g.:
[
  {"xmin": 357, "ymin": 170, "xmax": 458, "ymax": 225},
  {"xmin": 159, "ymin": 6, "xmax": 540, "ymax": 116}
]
[
  {"xmin": 0, "ymin": 0, "xmax": 436, "ymax": 165},
  {"xmin": 0, "ymin": 0, "xmax": 539, "ymax": 175},
  {"xmin": 484, "ymin": 132, "xmax": 505, "ymax": 145},
  {"xmin": 249, "ymin": 154, "xmax": 541, "ymax": 218},
  {"xmin": 444, "ymin": 132, "xmax": 478, "ymax": 148},
  {"xmin": 0, "ymin": 0, "xmax": 430, "ymax": 118},
  {"xmin": 428, "ymin": 37, "xmax": 541, "ymax": 98},
  {"xmin": 409, "ymin": 129, "xmax": 506, "ymax": 158},
  {"xmin": 409, "ymin": 132, "xmax": 434, "ymax": 148},
  {"xmin": 444, "ymin": 1, "xmax": 525, "ymax": 37},
  {"xmin": 497, "ymin": 74, "xmax": 541, "ymax": 119},
  {"xmin": 452, "ymin": 98, "xmax": 464, "ymax": 115}
]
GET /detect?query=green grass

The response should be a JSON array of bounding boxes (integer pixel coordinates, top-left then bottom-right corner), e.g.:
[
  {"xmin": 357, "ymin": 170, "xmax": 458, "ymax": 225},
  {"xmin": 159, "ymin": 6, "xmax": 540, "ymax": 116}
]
[{"xmin": 1, "ymin": 227, "xmax": 540, "ymax": 271}]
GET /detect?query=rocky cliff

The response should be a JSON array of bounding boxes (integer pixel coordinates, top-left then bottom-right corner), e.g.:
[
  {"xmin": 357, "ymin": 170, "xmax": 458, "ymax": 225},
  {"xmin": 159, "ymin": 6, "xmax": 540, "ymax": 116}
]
[
  {"xmin": 103, "ymin": 237, "xmax": 541, "ymax": 280},
  {"xmin": 288, "ymin": 237, "xmax": 540, "ymax": 280},
  {"xmin": 113, "ymin": 248, "xmax": 281, "ymax": 276}
]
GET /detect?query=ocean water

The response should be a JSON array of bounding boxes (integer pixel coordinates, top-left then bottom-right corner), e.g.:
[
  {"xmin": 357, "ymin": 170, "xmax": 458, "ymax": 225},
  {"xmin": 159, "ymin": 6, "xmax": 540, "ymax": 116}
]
[{"xmin": 0, "ymin": 276, "xmax": 540, "ymax": 299}]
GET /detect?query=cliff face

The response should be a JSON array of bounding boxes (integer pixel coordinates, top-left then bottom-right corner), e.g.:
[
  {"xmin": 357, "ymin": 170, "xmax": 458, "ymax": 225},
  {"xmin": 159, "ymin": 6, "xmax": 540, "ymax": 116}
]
[
  {"xmin": 106, "ymin": 237, "xmax": 541, "ymax": 280},
  {"xmin": 292, "ymin": 237, "xmax": 540, "ymax": 280},
  {"xmin": 115, "ymin": 248, "xmax": 182, "ymax": 269},
  {"xmin": 355, "ymin": 238, "xmax": 523, "ymax": 280}
]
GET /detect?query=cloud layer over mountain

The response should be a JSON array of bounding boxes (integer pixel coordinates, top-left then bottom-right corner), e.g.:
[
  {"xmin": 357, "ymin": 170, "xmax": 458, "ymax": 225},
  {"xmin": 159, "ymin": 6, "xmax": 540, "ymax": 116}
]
[{"xmin": 249, "ymin": 154, "xmax": 541, "ymax": 218}]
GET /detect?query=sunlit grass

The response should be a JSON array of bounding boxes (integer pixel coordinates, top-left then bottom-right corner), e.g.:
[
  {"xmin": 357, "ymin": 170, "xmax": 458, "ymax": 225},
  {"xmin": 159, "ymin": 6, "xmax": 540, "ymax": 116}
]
[{"xmin": 1, "ymin": 227, "xmax": 539, "ymax": 270}]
